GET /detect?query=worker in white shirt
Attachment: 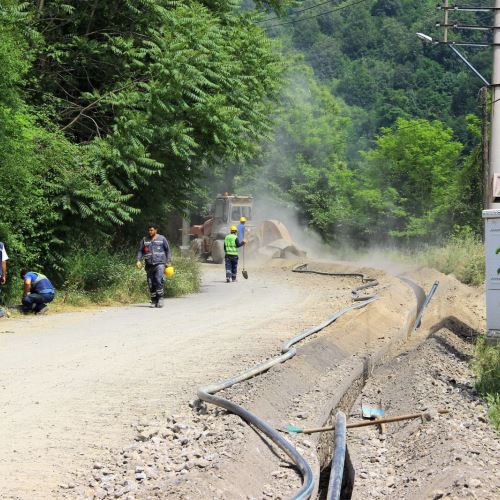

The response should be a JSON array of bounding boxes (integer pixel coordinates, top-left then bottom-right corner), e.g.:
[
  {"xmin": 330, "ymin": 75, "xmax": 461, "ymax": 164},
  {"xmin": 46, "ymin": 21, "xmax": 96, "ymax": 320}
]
[{"xmin": 0, "ymin": 241, "xmax": 8, "ymax": 318}]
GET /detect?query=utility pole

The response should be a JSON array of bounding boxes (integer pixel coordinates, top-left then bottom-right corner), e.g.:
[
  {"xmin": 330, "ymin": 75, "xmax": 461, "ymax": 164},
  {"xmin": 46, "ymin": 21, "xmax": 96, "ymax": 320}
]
[
  {"xmin": 420, "ymin": 3, "xmax": 500, "ymax": 343},
  {"xmin": 443, "ymin": 0, "xmax": 449, "ymax": 43},
  {"xmin": 481, "ymin": 86, "xmax": 490, "ymax": 214},
  {"xmin": 483, "ymin": 0, "xmax": 500, "ymax": 344},
  {"xmin": 490, "ymin": 0, "xmax": 500, "ymax": 207}
]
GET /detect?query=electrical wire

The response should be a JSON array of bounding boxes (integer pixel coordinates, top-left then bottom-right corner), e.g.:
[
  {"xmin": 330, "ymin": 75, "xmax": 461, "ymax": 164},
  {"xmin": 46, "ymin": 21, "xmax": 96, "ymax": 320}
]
[
  {"xmin": 257, "ymin": 0, "xmax": 338, "ymax": 24},
  {"xmin": 263, "ymin": 0, "xmax": 370, "ymax": 29}
]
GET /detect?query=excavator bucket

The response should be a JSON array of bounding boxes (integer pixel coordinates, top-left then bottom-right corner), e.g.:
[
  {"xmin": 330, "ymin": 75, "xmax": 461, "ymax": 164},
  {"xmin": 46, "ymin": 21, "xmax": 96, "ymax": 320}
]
[{"xmin": 257, "ymin": 220, "xmax": 306, "ymax": 259}]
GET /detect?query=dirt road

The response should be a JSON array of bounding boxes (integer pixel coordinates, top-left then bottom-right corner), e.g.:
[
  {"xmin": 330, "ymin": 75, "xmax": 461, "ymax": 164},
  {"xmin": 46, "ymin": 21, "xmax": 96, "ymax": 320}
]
[{"xmin": 0, "ymin": 263, "xmax": 350, "ymax": 499}]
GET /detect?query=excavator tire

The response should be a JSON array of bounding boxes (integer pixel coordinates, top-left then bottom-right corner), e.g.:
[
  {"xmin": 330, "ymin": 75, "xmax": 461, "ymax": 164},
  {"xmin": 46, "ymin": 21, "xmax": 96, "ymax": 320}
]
[{"xmin": 211, "ymin": 239, "xmax": 224, "ymax": 264}]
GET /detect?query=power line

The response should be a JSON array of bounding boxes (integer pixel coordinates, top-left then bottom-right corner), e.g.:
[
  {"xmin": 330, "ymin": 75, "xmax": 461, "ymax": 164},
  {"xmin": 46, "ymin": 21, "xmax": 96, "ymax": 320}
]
[
  {"xmin": 263, "ymin": 0, "xmax": 370, "ymax": 29},
  {"xmin": 256, "ymin": 0, "xmax": 337, "ymax": 24},
  {"xmin": 300, "ymin": 9, "xmax": 440, "ymax": 54}
]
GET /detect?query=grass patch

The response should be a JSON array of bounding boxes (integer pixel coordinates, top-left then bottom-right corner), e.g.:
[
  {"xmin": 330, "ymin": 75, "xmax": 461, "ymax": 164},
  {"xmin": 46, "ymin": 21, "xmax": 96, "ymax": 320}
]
[
  {"xmin": 53, "ymin": 249, "xmax": 201, "ymax": 308},
  {"xmin": 473, "ymin": 337, "xmax": 500, "ymax": 430},
  {"xmin": 416, "ymin": 228, "xmax": 484, "ymax": 286},
  {"xmin": 164, "ymin": 253, "xmax": 201, "ymax": 298}
]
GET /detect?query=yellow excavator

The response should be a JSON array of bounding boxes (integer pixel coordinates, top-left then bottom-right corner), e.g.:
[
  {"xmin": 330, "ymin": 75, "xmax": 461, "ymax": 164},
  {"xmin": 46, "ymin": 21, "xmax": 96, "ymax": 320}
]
[{"xmin": 189, "ymin": 194, "xmax": 305, "ymax": 263}]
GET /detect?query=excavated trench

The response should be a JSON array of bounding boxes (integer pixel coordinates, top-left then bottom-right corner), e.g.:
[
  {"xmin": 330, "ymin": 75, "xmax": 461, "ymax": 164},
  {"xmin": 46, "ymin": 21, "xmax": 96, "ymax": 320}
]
[
  {"xmin": 195, "ymin": 263, "xmax": 429, "ymax": 500},
  {"xmin": 315, "ymin": 276, "xmax": 431, "ymax": 500}
]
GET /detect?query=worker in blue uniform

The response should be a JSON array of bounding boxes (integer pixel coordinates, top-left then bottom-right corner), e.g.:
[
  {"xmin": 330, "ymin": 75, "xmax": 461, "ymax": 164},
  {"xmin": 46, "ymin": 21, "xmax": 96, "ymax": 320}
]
[
  {"xmin": 237, "ymin": 216, "xmax": 246, "ymax": 241},
  {"xmin": 136, "ymin": 223, "xmax": 172, "ymax": 308},
  {"xmin": 20, "ymin": 269, "xmax": 56, "ymax": 315}
]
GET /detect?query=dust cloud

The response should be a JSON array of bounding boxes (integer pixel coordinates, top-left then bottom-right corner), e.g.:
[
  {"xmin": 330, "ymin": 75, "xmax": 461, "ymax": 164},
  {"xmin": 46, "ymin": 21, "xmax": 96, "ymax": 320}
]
[
  {"xmin": 249, "ymin": 195, "xmax": 332, "ymax": 259},
  {"xmin": 249, "ymin": 195, "xmax": 415, "ymax": 276}
]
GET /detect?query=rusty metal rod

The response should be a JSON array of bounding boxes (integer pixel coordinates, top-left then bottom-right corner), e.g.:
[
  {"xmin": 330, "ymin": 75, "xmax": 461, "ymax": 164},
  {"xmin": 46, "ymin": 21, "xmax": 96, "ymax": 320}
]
[{"xmin": 296, "ymin": 410, "xmax": 449, "ymax": 434}]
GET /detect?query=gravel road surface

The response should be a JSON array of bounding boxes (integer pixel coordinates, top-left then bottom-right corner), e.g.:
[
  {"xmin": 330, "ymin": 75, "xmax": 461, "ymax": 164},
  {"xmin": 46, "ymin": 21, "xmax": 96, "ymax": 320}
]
[{"xmin": 0, "ymin": 263, "xmax": 326, "ymax": 499}]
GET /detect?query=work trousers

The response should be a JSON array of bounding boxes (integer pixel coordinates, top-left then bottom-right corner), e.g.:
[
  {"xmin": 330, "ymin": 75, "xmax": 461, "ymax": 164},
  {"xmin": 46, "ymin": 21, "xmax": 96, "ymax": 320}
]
[
  {"xmin": 225, "ymin": 255, "xmax": 238, "ymax": 281},
  {"xmin": 146, "ymin": 263, "xmax": 165, "ymax": 302},
  {"xmin": 22, "ymin": 292, "xmax": 55, "ymax": 313},
  {"xmin": 0, "ymin": 284, "xmax": 4, "ymax": 318}
]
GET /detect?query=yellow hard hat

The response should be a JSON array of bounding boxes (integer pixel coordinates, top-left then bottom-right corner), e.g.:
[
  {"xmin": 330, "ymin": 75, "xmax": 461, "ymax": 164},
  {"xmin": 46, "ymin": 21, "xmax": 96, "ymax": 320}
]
[
  {"xmin": 240, "ymin": 216, "xmax": 246, "ymax": 222},
  {"xmin": 164, "ymin": 266, "xmax": 175, "ymax": 278},
  {"xmin": 230, "ymin": 225, "xmax": 237, "ymax": 232}
]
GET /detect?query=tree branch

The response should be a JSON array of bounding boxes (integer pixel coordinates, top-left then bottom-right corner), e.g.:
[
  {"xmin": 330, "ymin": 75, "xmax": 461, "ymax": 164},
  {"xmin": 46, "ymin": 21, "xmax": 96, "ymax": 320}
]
[{"xmin": 60, "ymin": 81, "xmax": 141, "ymax": 132}]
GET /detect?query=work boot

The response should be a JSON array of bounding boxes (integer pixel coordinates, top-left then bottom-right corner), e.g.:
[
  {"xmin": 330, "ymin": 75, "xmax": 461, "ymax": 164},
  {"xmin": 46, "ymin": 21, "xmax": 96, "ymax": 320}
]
[
  {"xmin": 150, "ymin": 297, "xmax": 157, "ymax": 308},
  {"xmin": 36, "ymin": 305, "xmax": 49, "ymax": 315},
  {"xmin": 226, "ymin": 278, "xmax": 230, "ymax": 283},
  {"xmin": 156, "ymin": 297, "xmax": 164, "ymax": 308}
]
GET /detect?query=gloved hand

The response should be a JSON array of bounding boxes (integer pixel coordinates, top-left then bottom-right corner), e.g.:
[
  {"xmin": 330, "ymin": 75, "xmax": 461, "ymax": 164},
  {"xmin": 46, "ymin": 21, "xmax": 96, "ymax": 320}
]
[{"xmin": 135, "ymin": 261, "xmax": 142, "ymax": 269}]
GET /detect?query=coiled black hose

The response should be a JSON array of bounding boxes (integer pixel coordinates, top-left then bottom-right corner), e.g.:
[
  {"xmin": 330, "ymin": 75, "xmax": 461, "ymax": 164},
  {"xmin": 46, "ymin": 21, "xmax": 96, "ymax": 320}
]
[
  {"xmin": 197, "ymin": 265, "xmax": 380, "ymax": 499},
  {"xmin": 292, "ymin": 264, "xmax": 379, "ymax": 301}
]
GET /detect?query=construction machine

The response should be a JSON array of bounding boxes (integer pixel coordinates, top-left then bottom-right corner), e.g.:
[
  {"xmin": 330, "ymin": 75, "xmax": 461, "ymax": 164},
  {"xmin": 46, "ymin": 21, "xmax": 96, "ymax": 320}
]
[{"xmin": 189, "ymin": 194, "xmax": 305, "ymax": 263}]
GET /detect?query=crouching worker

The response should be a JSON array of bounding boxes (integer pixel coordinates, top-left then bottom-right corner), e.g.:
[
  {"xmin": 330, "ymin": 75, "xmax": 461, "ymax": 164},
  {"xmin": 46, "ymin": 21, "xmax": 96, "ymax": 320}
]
[
  {"xmin": 20, "ymin": 269, "xmax": 56, "ymax": 315},
  {"xmin": 224, "ymin": 225, "xmax": 246, "ymax": 283}
]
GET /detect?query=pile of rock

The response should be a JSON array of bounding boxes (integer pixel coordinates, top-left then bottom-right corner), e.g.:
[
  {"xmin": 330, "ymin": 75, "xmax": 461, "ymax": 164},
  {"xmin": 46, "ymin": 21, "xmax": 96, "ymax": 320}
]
[{"xmin": 348, "ymin": 328, "xmax": 500, "ymax": 499}]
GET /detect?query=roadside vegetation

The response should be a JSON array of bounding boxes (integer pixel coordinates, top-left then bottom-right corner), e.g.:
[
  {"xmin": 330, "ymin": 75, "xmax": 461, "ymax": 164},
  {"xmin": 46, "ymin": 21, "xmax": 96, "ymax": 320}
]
[
  {"xmin": 3, "ymin": 250, "xmax": 200, "ymax": 310},
  {"xmin": 0, "ymin": 0, "xmax": 282, "ymax": 305},
  {"xmin": 474, "ymin": 337, "xmax": 500, "ymax": 430},
  {"xmin": 58, "ymin": 251, "xmax": 201, "ymax": 306},
  {"xmin": 415, "ymin": 228, "xmax": 484, "ymax": 287}
]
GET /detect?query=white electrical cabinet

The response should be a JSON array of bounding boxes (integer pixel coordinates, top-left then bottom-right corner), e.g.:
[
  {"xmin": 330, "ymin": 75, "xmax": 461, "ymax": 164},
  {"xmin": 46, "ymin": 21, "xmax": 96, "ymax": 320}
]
[{"xmin": 483, "ymin": 209, "xmax": 500, "ymax": 331}]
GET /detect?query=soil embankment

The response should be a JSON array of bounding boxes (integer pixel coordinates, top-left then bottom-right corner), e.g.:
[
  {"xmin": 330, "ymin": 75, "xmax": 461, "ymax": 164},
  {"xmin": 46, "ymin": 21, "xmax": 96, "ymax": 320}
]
[{"xmin": 348, "ymin": 270, "xmax": 499, "ymax": 500}]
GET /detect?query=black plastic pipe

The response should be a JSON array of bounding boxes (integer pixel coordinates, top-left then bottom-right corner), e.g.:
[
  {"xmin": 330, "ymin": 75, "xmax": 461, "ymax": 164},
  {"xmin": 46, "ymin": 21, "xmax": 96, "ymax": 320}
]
[
  {"xmin": 326, "ymin": 411, "xmax": 347, "ymax": 500},
  {"xmin": 197, "ymin": 265, "xmax": 380, "ymax": 499}
]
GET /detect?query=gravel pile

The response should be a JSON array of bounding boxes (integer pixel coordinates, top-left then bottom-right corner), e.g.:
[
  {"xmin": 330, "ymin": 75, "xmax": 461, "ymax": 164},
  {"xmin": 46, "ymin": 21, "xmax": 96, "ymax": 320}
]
[
  {"xmin": 348, "ymin": 328, "xmax": 500, "ymax": 500},
  {"xmin": 65, "ymin": 402, "xmax": 242, "ymax": 498}
]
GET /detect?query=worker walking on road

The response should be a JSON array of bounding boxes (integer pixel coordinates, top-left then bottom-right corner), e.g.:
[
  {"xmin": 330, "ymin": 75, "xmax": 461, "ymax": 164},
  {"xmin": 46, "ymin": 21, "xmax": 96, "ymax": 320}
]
[
  {"xmin": 136, "ymin": 223, "xmax": 172, "ymax": 308},
  {"xmin": 0, "ymin": 241, "xmax": 8, "ymax": 318},
  {"xmin": 224, "ymin": 226, "xmax": 245, "ymax": 283},
  {"xmin": 20, "ymin": 269, "xmax": 56, "ymax": 315}
]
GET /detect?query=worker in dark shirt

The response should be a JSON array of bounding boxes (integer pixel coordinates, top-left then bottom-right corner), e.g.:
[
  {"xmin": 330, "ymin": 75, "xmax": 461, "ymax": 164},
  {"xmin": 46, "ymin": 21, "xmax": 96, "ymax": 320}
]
[
  {"xmin": 224, "ymin": 225, "xmax": 245, "ymax": 282},
  {"xmin": 136, "ymin": 223, "xmax": 172, "ymax": 308},
  {"xmin": 20, "ymin": 269, "xmax": 56, "ymax": 315}
]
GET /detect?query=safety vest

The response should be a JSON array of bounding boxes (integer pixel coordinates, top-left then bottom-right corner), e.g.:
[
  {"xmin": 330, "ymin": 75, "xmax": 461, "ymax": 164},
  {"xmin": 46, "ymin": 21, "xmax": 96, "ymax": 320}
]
[
  {"xmin": 0, "ymin": 242, "xmax": 3, "ymax": 278},
  {"xmin": 30, "ymin": 272, "xmax": 55, "ymax": 294},
  {"xmin": 224, "ymin": 234, "xmax": 238, "ymax": 256}
]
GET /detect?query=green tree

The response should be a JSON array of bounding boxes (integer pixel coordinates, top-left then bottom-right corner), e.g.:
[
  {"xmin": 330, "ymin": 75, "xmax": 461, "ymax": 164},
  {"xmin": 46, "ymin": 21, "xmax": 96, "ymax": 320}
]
[
  {"xmin": 235, "ymin": 64, "xmax": 355, "ymax": 240},
  {"xmin": 359, "ymin": 118, "xmax": 463, "ymax": 241},
  {"xmin": 0, "ymin": 0, "xmax": 284, "ymax": 290}
]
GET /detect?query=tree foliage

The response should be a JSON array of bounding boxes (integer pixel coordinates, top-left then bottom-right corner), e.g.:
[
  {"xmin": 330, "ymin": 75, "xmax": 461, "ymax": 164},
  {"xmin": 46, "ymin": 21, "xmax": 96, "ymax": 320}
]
[
  {"xmin": 249, "ymin": 0, "xmax": 486, "ymax": 245},
  {"xmin": 0, "ymin": 0, "xmax": 283, "ymax": 285}
]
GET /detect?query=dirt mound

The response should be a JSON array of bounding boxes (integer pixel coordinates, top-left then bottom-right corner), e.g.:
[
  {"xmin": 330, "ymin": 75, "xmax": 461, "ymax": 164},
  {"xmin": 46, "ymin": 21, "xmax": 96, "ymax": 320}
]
[{"xmin": 348, "ymin": 327, "xmax": 499, "ymax": 499}]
